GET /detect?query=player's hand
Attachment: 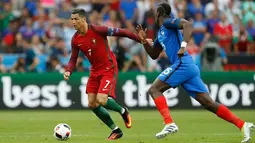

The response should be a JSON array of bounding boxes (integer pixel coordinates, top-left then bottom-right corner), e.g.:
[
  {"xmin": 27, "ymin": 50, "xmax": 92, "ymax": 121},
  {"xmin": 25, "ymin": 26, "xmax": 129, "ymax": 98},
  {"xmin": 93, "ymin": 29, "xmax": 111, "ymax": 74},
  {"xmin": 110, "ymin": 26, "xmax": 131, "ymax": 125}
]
[
  {"xmin": 177, "ymin": 47, "xmax": 185, "ymax": 58},
  {"xmin": 135, "ymin": 24, "xmax": 147, "ymax": 44},
  {"xmin": 63, "ymin": 71, "xmax": 71, "ymax": 81},
  {"xmin": 146, "ymin": 38, "xmax": 153, "ymax": 46}
]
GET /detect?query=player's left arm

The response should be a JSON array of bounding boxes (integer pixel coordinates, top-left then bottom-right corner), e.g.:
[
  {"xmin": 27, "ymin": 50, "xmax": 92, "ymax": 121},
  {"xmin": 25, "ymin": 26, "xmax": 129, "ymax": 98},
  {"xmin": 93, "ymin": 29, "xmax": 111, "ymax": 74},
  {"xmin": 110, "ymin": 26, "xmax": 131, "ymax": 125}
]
[
  {"xmin": 93, "ymin": 25, "xmax": 141, "ymax": 43},
  {"xmin": 163, "ymin": 18, "xmax": 192, "ymax": 57}
]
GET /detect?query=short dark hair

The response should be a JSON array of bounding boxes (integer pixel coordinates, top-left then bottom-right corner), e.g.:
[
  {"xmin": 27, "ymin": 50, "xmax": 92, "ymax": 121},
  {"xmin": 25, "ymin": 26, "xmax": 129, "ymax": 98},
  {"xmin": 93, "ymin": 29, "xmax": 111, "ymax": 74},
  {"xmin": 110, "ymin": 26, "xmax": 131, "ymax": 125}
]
[
  {"xmin": 71, "ymin": 8, "xmax": 86, "ymax": 17},
  {"xmin": 157, "ymin": 3, "xmax": 171, "ymax": 17}
]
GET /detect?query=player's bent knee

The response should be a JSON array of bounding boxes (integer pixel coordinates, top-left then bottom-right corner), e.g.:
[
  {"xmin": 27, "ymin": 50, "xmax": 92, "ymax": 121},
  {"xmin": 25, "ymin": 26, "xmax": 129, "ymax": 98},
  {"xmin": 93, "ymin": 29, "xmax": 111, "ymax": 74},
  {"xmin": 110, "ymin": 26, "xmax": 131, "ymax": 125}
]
[
  {"xmin": 148, "ymin": 86, "xmax": 158, "ymax": 97},
  {"xmin": 96, "ymin": 94, "xmax": 108, "ymax": 106},
  {"xmin": 88, "ymin": 102, "xmax": 98, "ymax": 109}
]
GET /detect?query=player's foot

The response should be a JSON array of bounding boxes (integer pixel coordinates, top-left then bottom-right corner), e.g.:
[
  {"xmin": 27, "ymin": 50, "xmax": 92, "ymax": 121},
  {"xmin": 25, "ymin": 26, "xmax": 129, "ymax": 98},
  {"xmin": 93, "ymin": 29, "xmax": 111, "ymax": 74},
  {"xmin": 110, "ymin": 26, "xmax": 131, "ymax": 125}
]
[
  {"xmin": 155, "ymin": 123, "xmax": 178, "ymax": 139},
  {"xmin": 121, "ymin": 107, "xmax": 132, "ymax": 128},
  {"xmin": 107, "ymin": 128, "xmax": 123, "ymax": 140},
  {"xmin": 241, "ymin": 122, "xmax": 254, "ymax": 143}
]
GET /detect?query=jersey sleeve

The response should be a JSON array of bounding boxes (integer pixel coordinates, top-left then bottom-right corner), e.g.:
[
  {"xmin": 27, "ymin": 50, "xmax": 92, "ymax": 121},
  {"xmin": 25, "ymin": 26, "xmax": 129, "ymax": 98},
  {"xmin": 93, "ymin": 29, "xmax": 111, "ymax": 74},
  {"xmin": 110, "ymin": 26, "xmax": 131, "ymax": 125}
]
[
  {"xmin": 92, "ymin": 25, "xmax": 141, "ymax": 42},
  {"xmin": 163, "ymin": 18, "xmax": 181, "ymax": 29},
  {"xmin": 66, "ymin": 37, "xmax": 79, "ymax": 74}
]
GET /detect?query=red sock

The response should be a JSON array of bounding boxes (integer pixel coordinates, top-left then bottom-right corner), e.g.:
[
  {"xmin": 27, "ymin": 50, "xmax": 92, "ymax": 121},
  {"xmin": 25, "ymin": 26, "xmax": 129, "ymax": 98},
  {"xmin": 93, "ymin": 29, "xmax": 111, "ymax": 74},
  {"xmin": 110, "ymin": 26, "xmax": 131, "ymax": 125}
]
[
  {"xmin": 216, "ymin": 104, "xmax": 245, "ymax": 130},
  {"xmin": 154, "ymin": 96, "xmax": 173, "ymax": 124}
]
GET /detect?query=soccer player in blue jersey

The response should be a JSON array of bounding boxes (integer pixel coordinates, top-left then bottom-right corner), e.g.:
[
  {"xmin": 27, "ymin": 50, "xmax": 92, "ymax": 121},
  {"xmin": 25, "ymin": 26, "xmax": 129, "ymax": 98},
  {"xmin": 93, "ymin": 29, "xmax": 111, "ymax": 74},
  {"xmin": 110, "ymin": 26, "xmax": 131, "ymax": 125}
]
[{"xmin": 136, "ymin": 3, "xmax": 254, "ymax": 143}]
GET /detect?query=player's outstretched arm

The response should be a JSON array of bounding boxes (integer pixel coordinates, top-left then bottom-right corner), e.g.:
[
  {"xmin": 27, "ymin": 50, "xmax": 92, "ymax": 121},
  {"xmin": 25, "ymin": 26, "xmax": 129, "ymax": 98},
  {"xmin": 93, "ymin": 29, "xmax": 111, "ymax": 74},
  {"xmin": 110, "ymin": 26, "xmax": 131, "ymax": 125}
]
[
  {"xmin": 163, "ymin": 18, "xmax": 192, "ymax": 57},
  {"xmin": 135, "ymin": 25, "xmax": 163, "ymax": 60},
  {"xmin": 92, "ymin": 25, "xmax": 141, "ymax": 43}
]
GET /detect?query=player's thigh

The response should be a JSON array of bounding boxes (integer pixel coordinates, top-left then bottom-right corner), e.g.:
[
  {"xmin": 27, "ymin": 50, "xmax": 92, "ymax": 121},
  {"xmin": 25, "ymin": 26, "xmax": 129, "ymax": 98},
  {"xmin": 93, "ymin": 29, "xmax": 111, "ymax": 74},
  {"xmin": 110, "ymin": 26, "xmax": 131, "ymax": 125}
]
[
  {"xmin": 182, "ymin": 76, "xmax": 209, "ymax": 98},
  {"xmin": 96, "ymin": 93, "xmax": 109, "ymax": 105},
  {"xmin": 98, "ymin": 69, "xmax": 117, "ymax": 98},
  {"xmin": 151, "ymin": 78, "xmax": 171, "ymax": 93},
  {"xmin": 87, "ymin": 93, "xmax": 98, "ymax": 108},
  {"xmin": 86, "ymin": 75, "xmax": 100, "ymax": 95}
]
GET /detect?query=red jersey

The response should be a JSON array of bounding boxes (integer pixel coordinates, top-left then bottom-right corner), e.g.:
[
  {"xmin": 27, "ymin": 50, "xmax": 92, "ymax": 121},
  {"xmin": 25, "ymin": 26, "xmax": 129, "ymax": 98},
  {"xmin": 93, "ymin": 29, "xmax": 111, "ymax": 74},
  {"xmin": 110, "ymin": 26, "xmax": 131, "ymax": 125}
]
[
  {"xmin": 213, "ymin": 23, "xmax": 233, "ymax": 47},
  {"xmin": 67, "ymin": 24, "xmax": 141, "ymax": 73}
]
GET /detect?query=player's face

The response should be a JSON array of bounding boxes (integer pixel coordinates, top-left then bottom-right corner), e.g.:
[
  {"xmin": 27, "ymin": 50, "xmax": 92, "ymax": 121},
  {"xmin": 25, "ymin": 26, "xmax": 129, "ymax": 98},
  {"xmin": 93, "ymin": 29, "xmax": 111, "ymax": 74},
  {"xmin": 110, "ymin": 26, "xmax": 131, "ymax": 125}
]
[{"xmin": 71, "ymin": 14, "xmax": 86, "ymax": 30}]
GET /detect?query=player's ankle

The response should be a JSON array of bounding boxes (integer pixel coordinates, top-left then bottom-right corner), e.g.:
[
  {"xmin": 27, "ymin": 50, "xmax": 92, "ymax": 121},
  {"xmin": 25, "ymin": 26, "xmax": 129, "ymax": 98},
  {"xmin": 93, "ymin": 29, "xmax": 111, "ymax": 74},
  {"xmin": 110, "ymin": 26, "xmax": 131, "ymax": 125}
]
[
  {"xmin": 165, "ymin": 122, "xmax": 174, "ymax": 125},
  {"xmin": 120, "ymin": 108, "xmax": 125, "ymax": 114},
  {"xmin": 112, "ymin": 126, "xmax": 119, "ymax": 131}
]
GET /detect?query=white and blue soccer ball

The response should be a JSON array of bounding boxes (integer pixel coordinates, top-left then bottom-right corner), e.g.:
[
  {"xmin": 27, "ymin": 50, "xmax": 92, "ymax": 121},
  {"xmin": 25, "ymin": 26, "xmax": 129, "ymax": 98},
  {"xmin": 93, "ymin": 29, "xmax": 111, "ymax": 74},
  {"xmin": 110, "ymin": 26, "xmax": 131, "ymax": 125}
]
[{"xmin": 54, "ymin": 123, "xmax": 72, "ymax": 141}]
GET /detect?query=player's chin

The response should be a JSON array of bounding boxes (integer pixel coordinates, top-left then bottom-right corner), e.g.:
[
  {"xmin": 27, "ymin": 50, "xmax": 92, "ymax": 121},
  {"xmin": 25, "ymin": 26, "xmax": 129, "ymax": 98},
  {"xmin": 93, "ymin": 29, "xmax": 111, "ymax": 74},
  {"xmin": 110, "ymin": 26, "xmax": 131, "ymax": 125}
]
[{"xmin": 73, "ymin": 26, "xmax": 78, "ymax": 30}]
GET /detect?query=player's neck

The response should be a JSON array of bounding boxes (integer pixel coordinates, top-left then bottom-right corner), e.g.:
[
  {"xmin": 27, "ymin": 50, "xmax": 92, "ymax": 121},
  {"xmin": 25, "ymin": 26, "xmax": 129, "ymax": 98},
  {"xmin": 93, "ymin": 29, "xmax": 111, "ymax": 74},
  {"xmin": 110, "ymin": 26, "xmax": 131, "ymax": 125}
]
[
  {"xmin": 158, "ymin": 21, "xmax": 163, "ymax": 28},
  {"xmin": 78, "ymin": 23, "xmax": 88, "ymax": 36},
  {"xmin": 158, "ymin": 17, "xmax": 165, "ymax": 28}
]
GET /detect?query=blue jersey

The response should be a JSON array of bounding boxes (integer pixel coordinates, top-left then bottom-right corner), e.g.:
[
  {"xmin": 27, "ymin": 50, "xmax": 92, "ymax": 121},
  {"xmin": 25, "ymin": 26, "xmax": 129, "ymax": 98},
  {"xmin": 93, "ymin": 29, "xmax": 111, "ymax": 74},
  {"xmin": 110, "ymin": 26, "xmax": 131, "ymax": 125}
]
[
  {"xmin": 154, "ymin": 17, "xmax": 193, "ymax": 64},
  {"xmin": 155, "ymin": 16, "xmax": 209, "ymax": 98}
]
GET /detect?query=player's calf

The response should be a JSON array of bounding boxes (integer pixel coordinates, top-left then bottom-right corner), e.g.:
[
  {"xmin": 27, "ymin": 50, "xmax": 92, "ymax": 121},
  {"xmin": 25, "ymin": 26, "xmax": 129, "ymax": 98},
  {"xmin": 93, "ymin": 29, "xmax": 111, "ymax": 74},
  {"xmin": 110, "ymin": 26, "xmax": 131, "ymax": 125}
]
[{"xmin": 195, "ymin": 92, "xmax": 219, "ymax": 113}]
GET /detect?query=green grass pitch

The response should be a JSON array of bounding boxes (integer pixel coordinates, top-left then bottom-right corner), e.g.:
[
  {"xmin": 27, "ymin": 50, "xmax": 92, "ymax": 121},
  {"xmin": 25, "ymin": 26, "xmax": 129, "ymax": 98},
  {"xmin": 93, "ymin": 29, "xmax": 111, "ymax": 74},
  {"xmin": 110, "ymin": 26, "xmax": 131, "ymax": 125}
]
[{"xmin": 0, "ymin": 110, "xmax": 254, "ymax": 143}]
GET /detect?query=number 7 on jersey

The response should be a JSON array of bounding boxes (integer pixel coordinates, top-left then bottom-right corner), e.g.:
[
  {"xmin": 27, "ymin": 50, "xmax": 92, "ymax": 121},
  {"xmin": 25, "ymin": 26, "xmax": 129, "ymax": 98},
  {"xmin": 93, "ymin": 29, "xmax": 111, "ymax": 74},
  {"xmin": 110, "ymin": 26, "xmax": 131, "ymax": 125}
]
[{"xmin": 104, "ymin": 80, "xmax": 111, "ymax": 89}]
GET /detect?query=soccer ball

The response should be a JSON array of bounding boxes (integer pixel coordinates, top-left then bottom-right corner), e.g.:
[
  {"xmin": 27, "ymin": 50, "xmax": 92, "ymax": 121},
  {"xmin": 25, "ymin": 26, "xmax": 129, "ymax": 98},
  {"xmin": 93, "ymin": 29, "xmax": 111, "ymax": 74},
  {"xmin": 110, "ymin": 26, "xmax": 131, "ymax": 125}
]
[{"xmin": 54, "ymin": 123, "xmax": 72, "ymax": 141}]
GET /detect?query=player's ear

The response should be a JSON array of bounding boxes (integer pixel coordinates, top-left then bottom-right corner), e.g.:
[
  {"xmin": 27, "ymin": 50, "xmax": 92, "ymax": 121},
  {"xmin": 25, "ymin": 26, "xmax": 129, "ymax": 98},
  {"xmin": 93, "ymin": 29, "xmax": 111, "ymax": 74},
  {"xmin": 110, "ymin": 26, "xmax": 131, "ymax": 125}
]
[
  {"xmin": 155, "ymin": 12, "xmax": 161, "ymax": 20},
  {"xmin": 81, "ymin": 16, "xmax": 86, "ymax": 22}
]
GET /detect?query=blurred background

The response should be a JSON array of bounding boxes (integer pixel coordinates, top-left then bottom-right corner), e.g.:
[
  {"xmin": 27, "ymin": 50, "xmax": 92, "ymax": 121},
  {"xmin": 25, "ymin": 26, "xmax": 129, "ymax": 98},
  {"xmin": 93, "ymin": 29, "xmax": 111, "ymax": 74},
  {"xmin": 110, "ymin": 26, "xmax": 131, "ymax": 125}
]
[
  {"xmin": 0, "ymin": 1, "xmax": 254, "ymax": 142},
  {"xmin": 0, "ymin": 0, "xmax": 254, "ymax": 74}
]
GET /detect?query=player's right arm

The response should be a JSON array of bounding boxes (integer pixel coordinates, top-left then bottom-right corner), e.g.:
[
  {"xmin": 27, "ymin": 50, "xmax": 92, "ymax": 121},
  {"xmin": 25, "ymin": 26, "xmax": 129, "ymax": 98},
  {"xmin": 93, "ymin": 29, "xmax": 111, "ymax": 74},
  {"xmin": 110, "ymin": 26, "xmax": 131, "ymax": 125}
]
[
  {"xmin": 135, "ymin": 25, "xmax": 163, "ymax": 60},
  {"xmin": 64, "ymin": 38, "xmax": 79, "ymax": 80},
  {"xmin": 163, "ymin": 18, "xmax": 192, "ymax": 57}
]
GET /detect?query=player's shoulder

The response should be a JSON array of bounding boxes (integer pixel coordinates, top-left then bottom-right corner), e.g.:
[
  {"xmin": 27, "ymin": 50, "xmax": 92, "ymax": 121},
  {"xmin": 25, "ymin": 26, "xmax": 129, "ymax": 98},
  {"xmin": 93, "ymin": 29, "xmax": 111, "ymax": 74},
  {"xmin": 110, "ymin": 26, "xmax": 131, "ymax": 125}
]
[
  {"xmin": 90, "ymin": 24, "xmax": 109, "ymax": 37},
  {"xmin": 90, "ymin": 24, "xmax": 107, "ymax": 32},
  {"xmin": 163, "ymin": 17, "xmax": 181, "ymax": 29},
  {"xmin": 169, "ymin": 17, "xmax": 180, "ymax": 24},
  {"xmin": 71, "ymin": 31, "xmax": 79, "ymax": 44},
  {"xmin": 168, "ymin": 13, "xmax": 181, "ymax": 22},
  {"xmin": 72, "ymin": 31, "xmax": 79, "ymax": 39},
  {"xmin": 165, "ymin": 17, "xmax": 181, "ymax": 24},
  {"xmin": 90, "ymin": 24, "xmax": 103, "ymax": 29}
]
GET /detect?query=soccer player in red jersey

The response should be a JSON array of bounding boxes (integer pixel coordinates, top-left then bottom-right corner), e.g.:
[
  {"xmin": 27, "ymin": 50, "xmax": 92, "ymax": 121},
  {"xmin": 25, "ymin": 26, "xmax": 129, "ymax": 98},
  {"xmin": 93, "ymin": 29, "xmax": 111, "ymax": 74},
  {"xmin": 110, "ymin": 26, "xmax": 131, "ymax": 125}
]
[{"xmin": 63, "ymin": 9, "xmax": 141, "ymax": 140}]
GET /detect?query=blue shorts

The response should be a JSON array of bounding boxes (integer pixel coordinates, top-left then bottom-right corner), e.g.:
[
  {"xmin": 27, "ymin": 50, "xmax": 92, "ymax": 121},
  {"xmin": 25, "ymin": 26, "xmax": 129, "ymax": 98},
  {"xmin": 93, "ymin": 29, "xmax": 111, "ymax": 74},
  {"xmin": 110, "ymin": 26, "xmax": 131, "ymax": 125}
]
[{"xmin": 158, "ymin": 61, "xmax": 208, "ymax": 98}]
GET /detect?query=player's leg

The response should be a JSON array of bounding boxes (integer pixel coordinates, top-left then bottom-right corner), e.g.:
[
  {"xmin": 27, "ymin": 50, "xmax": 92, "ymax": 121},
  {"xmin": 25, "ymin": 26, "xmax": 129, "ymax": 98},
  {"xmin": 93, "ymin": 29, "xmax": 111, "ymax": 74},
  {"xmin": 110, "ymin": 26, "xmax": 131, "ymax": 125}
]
[
  {"xmin": 86, "ymin": 76, "xmax": 121, "ymax": 140},
  {"xmin": 149, "ymin": 78, "xmax": 173, "ymax": 124},
  {"xmin": 97, "ymin": 94, "xmax": 131, "ymax": 129},
  {"xmin": 184, "ymin": 76, "xmax": 246, "ymax": 127},
  {"xmin": 183, "ymin": 75, "xmax": 254, "ymax": 143},
  {"xmin": 96, "ymin": 93, "xmax": 123, "ymax": 140},
  {"xmin": 150, "ymin": 65, "xmax": 185, "ymax": 124},
  {"xmin": 149, "ymin": 78, "xmax": 179, "ymax": 139},
  {"xmin": 88, "ymin": 93, "xmax": 117, "ymax": 130},
  {"xmin": 97, "ymin": 68, "xmax": 132, "ymax": 129},
  {"xmin": 195, "ymin": 92, "xmax": 254, "ymax": 142},
  {"xmin": 150, "ymin": 64, "xmax": 187, "ymax": 139},
  {"xmin": 195, "ymin": 92, "xmax": 244, "ymax": 126}
]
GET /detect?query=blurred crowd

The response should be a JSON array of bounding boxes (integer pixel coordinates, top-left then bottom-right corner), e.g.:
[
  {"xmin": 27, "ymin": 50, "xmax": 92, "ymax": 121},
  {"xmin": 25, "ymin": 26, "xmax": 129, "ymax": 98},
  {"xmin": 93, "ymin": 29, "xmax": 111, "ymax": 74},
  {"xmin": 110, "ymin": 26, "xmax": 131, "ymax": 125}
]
[{"xmin": 0, "ymin": 0, "xmax": 254, "ymax": 74}]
